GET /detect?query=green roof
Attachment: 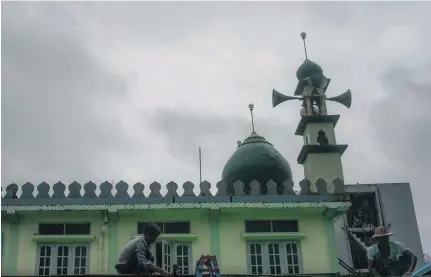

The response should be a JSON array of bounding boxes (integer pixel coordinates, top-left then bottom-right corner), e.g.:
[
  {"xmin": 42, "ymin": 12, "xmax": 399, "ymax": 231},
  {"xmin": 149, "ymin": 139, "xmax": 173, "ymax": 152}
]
[
  {"xmin": 222, "ymin": 132, "xmax": 293, "ymax": 194},
  {"xmin": 296, "ymin": 59, "xmax": 323, "ymax": 80}
]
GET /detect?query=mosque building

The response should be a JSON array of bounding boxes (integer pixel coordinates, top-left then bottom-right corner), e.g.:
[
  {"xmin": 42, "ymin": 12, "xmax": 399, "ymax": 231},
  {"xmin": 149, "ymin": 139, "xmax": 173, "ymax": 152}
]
[{"xmin": 1, "ymin": 33, "xmax": 425, "ymax": 277}]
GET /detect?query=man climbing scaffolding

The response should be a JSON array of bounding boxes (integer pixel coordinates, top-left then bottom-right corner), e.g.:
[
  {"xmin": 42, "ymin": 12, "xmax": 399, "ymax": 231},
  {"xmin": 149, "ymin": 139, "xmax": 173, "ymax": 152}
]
[
  {"xmin": 115, "ymin": 222, "xmax": 171, "ymax": 277},
  {"xmin": 367, "ymin": 226, "xmax": 417, "ymax": 277}
]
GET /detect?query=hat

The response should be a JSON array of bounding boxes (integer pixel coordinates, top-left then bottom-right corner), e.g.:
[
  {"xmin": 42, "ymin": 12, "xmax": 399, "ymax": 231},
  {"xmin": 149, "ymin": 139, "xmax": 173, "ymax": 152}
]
[{"xmin": 371, "ymin": 226, "xmax": 394, "ymax": 238}]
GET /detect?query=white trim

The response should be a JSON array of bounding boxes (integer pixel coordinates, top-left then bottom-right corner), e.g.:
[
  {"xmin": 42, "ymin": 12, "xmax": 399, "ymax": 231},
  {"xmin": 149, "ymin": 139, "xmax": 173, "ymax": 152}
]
[
  {"xmin": 241, "ymin": 232, "xmax": 306, "ymax": 241},
  {"xmin": 35, "ymin": 243, "xmax": 91, "ymax": 275},
  {"xmin": 151, "ymin": 242, "xmax": 193, "ymax": 274},
  {"xmin": 161, "ymin": 240, "xmax": 171, "ymax": 271},
  {"xmin": 172, "ymin": 243, "xmax": 193, "ymax": 274},
  {"xmin": 31, "ymin": 235, "xmax": 96, "ymax": 243},
  {"xmin": 246, "ymin": 241, "xmax": 303, "ymax": 275},
  {"xmin": 346, "ymin": 227, "xmax": 376, "ymax": 232}
]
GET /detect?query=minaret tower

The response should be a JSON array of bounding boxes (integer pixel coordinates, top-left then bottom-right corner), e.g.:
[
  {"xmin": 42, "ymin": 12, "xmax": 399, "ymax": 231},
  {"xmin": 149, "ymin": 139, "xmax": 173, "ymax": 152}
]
[{"xmin": 272, "ymin": 32, "xmax": 352, "ymax": 193}]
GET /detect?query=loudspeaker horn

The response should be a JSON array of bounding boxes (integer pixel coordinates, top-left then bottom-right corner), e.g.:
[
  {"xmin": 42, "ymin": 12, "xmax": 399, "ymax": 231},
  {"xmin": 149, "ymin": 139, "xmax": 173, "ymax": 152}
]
[
  {"xmin": 326, "ymin": 89, "xmax": 352, "ymax": 109},
  {"xmin": 272, "ymin": 89, "xmax": 302, "ymax": 108}
]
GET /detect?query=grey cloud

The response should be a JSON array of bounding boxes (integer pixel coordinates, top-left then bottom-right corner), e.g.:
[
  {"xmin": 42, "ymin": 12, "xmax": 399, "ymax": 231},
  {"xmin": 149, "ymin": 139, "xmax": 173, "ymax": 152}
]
[
  {"xmin": 1, "ymin": 2, "xmax": 132, "ymax": 184},
  {"xmin": 2, "ymin": 1, "xmax": 431, "ymax": 252},
  {"xmin": 371, "ymin": 64, "xmax": 431, "ymax": 175},
  {"xmin": 62, "ymin": 2, "xmax": 228, "ymax": 48},
  {"xmin": 370, "ymin": 63, "xmax": 431, "ymax": 255},
  {"xmin": 146, "ymin": 108, "xmax": 302, "ymax": 183}
]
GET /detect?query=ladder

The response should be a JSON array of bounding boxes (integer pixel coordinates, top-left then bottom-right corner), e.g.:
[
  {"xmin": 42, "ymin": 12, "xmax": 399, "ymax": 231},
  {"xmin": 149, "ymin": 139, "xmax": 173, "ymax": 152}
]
[{"xmin": 194, "ymin": 255, "xmax": 221, "ymax": 277}]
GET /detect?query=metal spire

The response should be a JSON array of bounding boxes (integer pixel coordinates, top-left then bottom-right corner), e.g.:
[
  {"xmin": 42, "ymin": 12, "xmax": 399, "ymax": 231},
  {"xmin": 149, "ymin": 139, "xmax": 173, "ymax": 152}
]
[
  {"xmin": 248, "ymin": 103, "xmax": 255, "ymax": 132},
  {"xmin": 301, "ymin": 32, "xmax": 308, "ymax": 60},
  {"xmin": 198, "ymin": 147, "xmax": 202, "ymax": 184}
]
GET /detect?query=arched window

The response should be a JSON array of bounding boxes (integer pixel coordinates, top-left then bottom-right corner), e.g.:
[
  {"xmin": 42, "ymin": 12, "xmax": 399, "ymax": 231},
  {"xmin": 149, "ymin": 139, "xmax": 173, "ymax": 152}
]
[
  {"xmin": 36, "ymin": 244, "xmax": 90, "ymax": 275},
  {"xmin": 175, "ymin": 244, "xmax": 191, "ymax": 274}
]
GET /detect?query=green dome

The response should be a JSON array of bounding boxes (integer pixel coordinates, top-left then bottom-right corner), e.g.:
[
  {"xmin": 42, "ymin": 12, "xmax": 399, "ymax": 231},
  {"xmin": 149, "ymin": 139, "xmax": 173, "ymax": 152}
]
[
  {"xmin": 222, "ymin": 132, "xmax": 293, "ymax": 194},
  {"xmin": 296, "ymin": 59, "xmax": 323, "ymax": 80}
]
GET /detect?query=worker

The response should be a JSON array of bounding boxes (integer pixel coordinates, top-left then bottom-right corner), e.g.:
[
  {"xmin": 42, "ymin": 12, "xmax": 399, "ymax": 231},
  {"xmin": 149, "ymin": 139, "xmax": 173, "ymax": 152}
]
[
  {"xmin": 367, "ymin": 226, "xmax": 417, "ymax": 277},
  {"xmin": 115, "ymin": 222, "xmax": 171, "ymax": 276}
]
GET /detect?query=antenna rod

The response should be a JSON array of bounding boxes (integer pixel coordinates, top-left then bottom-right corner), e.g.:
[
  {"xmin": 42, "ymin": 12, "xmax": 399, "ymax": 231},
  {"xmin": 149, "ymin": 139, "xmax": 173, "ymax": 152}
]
[
  {"xmin": 199, "ymin": 147, "xmax": 202, "ymax": 184},
  {"xmin": 248, "ymin": 103, "xmax": 255, "ymax": 132},
  {"xmin": 301, "ymin": 32, "xmax": 308, "ymax": 60}
]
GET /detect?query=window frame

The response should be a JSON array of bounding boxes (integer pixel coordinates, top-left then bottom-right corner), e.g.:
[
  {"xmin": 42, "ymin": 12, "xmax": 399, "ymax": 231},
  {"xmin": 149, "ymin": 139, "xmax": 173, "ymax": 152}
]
[
  {"xmin": 171, "ymin": 243, "xmax": 192, "ymax": 274},
  {"xmin": 137, "ymin": 221, "xmax": 191, "ymax": 234},
  {"xmin": 150, "ymin": 241, "xmax": 193, "ymax": 274},
  {"xmin": 246, "ymin": 241, "xmax": 303, "ymax": 275},
  {"xmin": 161, "ymin": 240, "xmax": 171, "ymax": 272},
  {"xmin": 38, "ymin": 223, "xmax": 91, "ymax": 235},
  {"xmin": 244, "ymin": 220, "xmax": 299, "ymax": 233},
  {"xmin": 35, "ymin": 243, "xmax": 91, "ymax": 275}
]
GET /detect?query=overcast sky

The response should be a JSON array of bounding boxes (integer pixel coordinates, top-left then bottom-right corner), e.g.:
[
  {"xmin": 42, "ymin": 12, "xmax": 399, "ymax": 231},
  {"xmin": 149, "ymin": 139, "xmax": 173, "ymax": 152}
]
[{"xmin": 2, "ymin": 2, "xmax": 431, "ymax": 251}]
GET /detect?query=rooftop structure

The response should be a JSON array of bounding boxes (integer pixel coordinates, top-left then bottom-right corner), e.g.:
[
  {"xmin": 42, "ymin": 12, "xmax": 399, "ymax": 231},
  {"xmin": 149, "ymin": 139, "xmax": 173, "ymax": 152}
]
[{"xmin": 1, "ymin": 32, "xmax": 425, "ymax": 277}]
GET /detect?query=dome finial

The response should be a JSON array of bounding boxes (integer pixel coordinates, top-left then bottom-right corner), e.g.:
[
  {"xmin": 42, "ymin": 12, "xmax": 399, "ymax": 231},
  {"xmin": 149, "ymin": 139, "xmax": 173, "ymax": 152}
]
[
  {"xmin": 248, "ymin": 103, "xmax": 255, "ymax": 132},
  {"xmin": 301, "ymin": 32, "xmax": 308, "ymax": 60}
]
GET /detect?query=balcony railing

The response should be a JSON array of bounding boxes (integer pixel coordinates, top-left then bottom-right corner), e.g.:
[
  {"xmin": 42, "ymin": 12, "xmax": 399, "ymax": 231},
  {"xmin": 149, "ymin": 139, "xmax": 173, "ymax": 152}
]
[{"xmin": 347, "ymin": 211, "xmax": 378, "ymax": 229}]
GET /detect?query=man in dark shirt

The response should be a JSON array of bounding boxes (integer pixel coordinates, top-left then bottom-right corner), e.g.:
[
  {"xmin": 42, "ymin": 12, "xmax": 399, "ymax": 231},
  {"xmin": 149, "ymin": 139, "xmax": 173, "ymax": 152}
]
[{"xmin": 115, "ymin": 222, "xmax": 170, "ymax": 277}]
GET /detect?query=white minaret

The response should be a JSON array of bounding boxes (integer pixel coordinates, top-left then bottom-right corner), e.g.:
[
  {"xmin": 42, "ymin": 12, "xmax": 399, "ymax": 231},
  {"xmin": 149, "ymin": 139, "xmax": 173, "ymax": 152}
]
[{"xmin": 272, "ymin": 32, "xmax": 352, "ymax": 193}]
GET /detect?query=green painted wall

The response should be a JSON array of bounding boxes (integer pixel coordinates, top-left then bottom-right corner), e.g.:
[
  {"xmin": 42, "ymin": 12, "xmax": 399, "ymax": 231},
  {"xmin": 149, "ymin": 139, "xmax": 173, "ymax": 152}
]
[
  {"xmin": 5, "ymin": 207, "xmax": 340, "ymax": 275},
  {"xmin": 325, "ymin": 218, "xmax": 338, "ymax": 272},
  {"xmin": 108, "ymin": 216, "xmax": 118, "ymax": 273},
  {"xmin": 218, "ymin": 208, "xmax": 335, "ymax": 274},
  {"xmin": 208, "ymin": 210, "xmax": 221, "ymax": 259},
  {"xmin": 7, "ymin": 223, "xmax": 19, "ymax": 275},
  {"xmin": 117, "ymin": 209, "xmax": 211, "ymax": 264},
  {"xmin": 2, "ymin": 220, "xmax": 11, "ymax": 275},
  {"xmin": 12, "ymin": 211, "xmax": 105, "ymax": 275}
]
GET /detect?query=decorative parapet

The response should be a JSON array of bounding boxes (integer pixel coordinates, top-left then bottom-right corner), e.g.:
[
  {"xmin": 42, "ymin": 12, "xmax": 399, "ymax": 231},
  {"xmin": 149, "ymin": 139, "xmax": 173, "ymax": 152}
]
[{"xmin": 1, "ymin": 178, "xmax": 346, "ymax": 205}]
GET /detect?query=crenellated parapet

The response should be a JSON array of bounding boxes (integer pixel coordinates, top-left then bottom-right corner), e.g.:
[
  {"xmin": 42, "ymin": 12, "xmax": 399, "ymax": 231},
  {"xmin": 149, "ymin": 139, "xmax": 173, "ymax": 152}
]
[{"xmin": 2, "ymin": 178, "xmax": 345, "ymax": 201}]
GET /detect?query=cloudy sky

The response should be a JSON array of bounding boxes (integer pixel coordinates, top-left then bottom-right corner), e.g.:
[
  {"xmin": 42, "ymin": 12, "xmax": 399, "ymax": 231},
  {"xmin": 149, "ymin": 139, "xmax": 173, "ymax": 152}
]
[{"xmin": 2, "ymin": 2, "xmax": 431, "ymax": 251}]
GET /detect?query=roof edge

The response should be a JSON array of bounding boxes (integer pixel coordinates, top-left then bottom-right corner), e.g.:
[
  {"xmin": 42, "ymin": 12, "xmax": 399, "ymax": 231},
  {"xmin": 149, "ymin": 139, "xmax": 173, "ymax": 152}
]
[{"xmin": 1, "ymin": 201, "xmax": 351, "ymax": 212}]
